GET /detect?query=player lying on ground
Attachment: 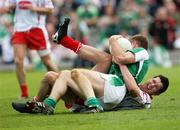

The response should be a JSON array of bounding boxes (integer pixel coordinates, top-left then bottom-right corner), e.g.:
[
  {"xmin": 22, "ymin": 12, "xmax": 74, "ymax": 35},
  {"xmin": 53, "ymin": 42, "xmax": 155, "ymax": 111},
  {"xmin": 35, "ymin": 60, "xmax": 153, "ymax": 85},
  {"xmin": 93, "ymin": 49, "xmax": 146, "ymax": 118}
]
[
  {"xmin": 12, "ymin": 69, "xmax": 169, "ymax": 114},
  {"xmin": 12, "ymin": 18, "xmax": 169, "ymax": 114}
]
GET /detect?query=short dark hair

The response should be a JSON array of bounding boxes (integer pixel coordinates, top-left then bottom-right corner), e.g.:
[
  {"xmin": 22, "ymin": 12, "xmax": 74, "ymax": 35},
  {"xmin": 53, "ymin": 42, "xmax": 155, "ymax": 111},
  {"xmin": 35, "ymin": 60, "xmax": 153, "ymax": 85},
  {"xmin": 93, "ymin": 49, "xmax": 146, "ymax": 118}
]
[
  {"xmin": 130, "ymin": 34, "xmax": 148, "ymax": 50},
  {"xmin": 154, "ymin": 75, "xmax": 169, "ymax": 94}
]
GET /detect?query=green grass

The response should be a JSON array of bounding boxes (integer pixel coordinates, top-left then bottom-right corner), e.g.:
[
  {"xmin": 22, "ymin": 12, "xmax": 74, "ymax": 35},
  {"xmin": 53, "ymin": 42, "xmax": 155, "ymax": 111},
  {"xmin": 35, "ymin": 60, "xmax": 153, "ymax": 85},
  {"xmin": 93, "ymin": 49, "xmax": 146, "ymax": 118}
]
[{"xmin": 0, "ymin": 66, "xmax": 180, "ymax": 130}]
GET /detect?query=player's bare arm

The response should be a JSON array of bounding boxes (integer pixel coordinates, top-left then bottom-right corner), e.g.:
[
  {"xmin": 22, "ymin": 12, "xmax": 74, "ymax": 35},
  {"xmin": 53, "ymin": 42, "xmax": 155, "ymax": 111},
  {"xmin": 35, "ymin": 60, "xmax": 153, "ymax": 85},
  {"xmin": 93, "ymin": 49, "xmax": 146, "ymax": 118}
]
[
  {"xmin": 25, "ymin": 4, "xmax": 53, "ymax": 14},
  {"xmin": 109, "ymin": 35, "xmax": 136, "ymax": 64},
  {"xmin": 119, "ymin": 64, "xmax": 140, "ymax": 97}
]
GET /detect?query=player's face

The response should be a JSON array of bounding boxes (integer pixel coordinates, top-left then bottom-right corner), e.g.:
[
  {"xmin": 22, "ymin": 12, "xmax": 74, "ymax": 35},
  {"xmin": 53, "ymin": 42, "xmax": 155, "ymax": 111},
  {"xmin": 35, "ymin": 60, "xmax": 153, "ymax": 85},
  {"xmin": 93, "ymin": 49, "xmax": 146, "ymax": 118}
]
[{"xmin": 143, "ymin": 77, "xmax": 163, "ymax": 95}]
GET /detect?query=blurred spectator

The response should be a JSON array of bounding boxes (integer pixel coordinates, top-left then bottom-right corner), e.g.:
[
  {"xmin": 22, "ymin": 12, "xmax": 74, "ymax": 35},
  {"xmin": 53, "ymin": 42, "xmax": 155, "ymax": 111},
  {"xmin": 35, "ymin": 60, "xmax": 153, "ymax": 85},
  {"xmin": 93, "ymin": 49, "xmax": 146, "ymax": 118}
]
[
  {"xmin": 0, "ymin": 0, "xmax": 14, "ymax": 64},
  {"xmin": 76, "ymin": 0, "xmax": 99, "ymax": 28},
  {"xmin": 149, "ymin": 7, "xmax": 176, "ymax": 50},
  {"xmin": 118, "ymin": 0, "xmax": 139, "ymax": 35},
  {"xmin": 143, "ymin": 0, "xmax": 163, "ymax": 17},
  {"xmin": 137, "ymin": 6, "xmax": 152, "ymax": 32},
  {"xmin": 174, "ymin": 30, "xmax": 180, "ymax": 49},
  {"xmin": 0, "ymin": 15, "xmax": 14, "ymax": 64},
  {"xmin": 72, "ymin": 0, "xmax": 100, "ymax": 48},
  {"xmin": 69, "ymin": 11, "xmax": 89, "ymax": 43},
  {"xmin": 164, "ymin": 0, "xmax": 180, "ymax": 30},
  {"xmin": 97, "ymin": 4, "xmax": 119, "ymax": 46},
  {"xmin": 149, "ymin": 38, "xmax": 172, "ymax": 68}
]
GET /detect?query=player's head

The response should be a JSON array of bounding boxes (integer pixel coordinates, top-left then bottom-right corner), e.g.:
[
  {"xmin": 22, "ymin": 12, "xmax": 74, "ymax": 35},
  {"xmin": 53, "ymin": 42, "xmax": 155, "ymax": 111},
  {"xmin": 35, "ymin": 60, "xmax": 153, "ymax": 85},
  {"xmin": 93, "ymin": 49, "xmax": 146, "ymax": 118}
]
[
  {"xmin": 130, "ymin": 34, "xmax": 148, "ymax": 50},
  {"xmin": 141, "ymin": 75, "xmax": 169, "ymax": 96},
  {"xmin": 154, "ymin": 75, "xmax": 169, "ymax": 94}
]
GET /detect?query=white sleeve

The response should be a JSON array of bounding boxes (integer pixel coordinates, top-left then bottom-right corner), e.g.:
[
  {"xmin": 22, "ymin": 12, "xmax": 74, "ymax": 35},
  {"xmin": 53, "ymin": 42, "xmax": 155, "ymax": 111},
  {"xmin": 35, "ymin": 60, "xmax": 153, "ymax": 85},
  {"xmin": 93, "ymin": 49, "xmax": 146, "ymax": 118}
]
[
  {"xmin": 135, "ymin": 49, "xmax": 149, "ymax": 62},
  {"xmin": 134, "ymin": 90, "xmax": 151, "ymax": 108},
  {"xmin": 44, "ymin": 0, "xmax": 54, "ymax": 8}
]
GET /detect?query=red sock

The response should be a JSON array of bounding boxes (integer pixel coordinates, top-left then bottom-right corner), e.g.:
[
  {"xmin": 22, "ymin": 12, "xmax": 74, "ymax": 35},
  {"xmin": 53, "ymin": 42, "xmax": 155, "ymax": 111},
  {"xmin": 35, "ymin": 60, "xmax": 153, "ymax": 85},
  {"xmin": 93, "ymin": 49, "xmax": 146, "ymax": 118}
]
[
  {"xmin": 20, "ymin": 84, "xmax": 28, "ymax": 97},
  {"xmin": 59, "ymin": 36, "xmax": 82, "ymax": 53}
]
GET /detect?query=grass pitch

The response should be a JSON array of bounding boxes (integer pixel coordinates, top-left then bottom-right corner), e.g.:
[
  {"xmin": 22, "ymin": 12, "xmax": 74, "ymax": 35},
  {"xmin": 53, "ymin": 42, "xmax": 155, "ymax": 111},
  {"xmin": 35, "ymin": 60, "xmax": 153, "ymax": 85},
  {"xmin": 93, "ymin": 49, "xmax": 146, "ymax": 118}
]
[{"xmin": 0, "ymin": 66, "xmax": 180, "ymax": 130}]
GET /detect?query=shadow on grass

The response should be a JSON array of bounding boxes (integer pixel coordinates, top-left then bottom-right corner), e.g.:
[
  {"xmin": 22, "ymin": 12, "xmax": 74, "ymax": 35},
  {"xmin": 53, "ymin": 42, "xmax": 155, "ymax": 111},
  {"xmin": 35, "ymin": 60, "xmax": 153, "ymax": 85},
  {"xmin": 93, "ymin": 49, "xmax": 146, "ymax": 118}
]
[{"xmin": 1, "ymin": 111, "xmax": 80, "ymax": 118}]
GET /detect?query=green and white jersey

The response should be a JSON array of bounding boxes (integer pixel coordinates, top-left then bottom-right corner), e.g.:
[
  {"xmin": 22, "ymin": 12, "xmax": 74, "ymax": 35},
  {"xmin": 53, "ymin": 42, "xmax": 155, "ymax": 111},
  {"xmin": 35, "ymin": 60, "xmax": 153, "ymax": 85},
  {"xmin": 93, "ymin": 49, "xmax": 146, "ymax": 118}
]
[{"xmin": 108, "ymin": 47, "xmax": 149, "ymax": 84}]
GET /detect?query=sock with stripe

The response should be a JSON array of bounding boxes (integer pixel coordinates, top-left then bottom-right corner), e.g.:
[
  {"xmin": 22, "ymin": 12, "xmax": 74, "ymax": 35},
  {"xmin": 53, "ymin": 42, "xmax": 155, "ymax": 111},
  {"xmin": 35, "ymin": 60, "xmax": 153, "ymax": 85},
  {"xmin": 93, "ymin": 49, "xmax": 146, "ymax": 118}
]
[
  {"xmin": 43, "ymin": 98, "xmax": 57, "ymax": 108},
  {"xmin": 59, "ymin": 36, "xmax": 82, "ymax": 53},
  {"xmin": 86, "ymin": 97, "xmax": 101, "ymax": 108}
]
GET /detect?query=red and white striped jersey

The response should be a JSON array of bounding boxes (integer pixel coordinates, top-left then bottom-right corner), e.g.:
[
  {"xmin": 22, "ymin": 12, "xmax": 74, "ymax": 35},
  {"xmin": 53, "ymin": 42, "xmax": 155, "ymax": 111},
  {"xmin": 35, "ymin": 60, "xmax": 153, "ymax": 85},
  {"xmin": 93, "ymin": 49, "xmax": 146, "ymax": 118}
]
[{"xmin": 134, "ymin": 89, "xmax": 151, "ymax": 108}]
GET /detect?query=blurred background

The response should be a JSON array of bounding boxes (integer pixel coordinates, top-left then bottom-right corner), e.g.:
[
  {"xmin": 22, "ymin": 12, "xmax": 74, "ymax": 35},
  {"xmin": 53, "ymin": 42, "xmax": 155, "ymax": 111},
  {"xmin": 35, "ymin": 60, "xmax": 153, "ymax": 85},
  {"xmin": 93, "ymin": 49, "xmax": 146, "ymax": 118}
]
[{"xmin": 0, "ymin": 0, "xmax": 180, "ymax": 71}]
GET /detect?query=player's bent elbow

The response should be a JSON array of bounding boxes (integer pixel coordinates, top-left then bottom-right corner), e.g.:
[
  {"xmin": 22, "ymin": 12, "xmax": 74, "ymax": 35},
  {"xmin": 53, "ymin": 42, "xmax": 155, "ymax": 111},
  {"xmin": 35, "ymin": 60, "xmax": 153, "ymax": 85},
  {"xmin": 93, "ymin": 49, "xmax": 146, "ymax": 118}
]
[
  {"xmin": 101, "ymin": 53, "xmax": 112, "ymax": 63},
  {"xmin": 114, "ymin": 55, "xmax": 126, "ymax": 64}
]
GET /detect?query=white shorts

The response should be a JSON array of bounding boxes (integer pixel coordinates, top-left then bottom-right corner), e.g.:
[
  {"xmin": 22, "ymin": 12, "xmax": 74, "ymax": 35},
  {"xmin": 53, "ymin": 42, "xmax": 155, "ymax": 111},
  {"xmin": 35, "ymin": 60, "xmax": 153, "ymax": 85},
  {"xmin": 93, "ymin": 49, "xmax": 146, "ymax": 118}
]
[{"xmin": 98, "ymin": 73, "xmax": 127, "ymax": 110}]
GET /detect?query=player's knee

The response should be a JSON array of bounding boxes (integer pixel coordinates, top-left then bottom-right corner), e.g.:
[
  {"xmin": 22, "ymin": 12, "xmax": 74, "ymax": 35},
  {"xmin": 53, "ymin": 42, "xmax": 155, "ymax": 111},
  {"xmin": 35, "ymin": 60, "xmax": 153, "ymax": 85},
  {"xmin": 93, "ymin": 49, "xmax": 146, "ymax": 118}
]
[
  {"xmin": 14, "ymin": 57, "xmax": 23, "ymax": 65},
  {"xmin": 44, "ymin": 71, "xmax": 58, "ymax": 83},
  {"xmin": 71, "ymin": 69, "xmax": 80, "ymax": 80},
  {"xmin": 59, "ymin": 70, "xmax": 71, "ymax": 79}
]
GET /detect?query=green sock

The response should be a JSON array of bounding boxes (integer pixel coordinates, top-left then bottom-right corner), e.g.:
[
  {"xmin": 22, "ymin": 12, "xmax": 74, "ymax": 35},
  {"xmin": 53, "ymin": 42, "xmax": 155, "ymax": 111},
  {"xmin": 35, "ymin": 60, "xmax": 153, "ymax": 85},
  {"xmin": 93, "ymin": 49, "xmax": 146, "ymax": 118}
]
[
  {"xmin": 43, "ymin": 98, "xmax": 57, "ymax": 108},
  {"xmin": 86, "ymin": 97, "xmax": 100, "ymax": 108}
]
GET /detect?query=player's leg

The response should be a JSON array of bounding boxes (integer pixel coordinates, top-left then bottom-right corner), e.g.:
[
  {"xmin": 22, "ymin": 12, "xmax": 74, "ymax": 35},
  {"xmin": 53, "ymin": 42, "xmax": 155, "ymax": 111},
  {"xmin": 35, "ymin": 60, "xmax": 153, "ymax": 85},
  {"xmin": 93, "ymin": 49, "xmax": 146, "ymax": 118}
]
[
  {"xmin": 41, "ymin": 69, "xmax": 106, "ymax": 114},
  {"xmin": 53, "ymin": 18, "xmax": 112, "ymax": 73},
  {"xmin": 71, "ymin": 69, "xmax": 126, "ymax": 112},
  {"xmin": 12, "ymin": 32, "xmax": 28, "ymax": 99},
  {"xmin": 35, "ymin": 71, "xmax": 59, "ymax": 101},
  {"xmin": 45, "ymin": 70, "xmax": 85, "ymax": 101},
  {"xmin": 12, "ymin": 71, "xmax": 59, "ymax": 113},
  {"xmin": 78, "ymin": 45, "xmax": 111, "ymax": 73},
  {"xmin": 40, "ymin": 53, "xmax": 58, "ymax": 72},
  {"xmin": 12, "ymin": 69, "xmax": 105, "ymax": 114},
  {"xmin": 28, "ymin": 27, "xmax": 58, "ymax": 72},
  {"xmin": 38, "ymin": 27, "xmax": 58, "ymax": 72},
  {"xmin": 32, "ymin": 70, "xmax": 86, "ymax": 114},
  {"xmin": 13, "ymin": 44, "xmax": 28, "ymax": 98},
  {"xmin": 71, "ymin": 69, "xmax": 104, "ymax": 113}
]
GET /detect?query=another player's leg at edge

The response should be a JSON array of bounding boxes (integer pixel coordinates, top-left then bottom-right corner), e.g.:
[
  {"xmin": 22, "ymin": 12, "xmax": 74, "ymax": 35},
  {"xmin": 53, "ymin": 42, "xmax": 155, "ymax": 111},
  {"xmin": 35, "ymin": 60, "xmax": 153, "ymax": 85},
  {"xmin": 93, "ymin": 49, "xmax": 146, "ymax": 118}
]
[{"xmin": 12, "ymin": 18, "xmax": 103, "ymax": 115}]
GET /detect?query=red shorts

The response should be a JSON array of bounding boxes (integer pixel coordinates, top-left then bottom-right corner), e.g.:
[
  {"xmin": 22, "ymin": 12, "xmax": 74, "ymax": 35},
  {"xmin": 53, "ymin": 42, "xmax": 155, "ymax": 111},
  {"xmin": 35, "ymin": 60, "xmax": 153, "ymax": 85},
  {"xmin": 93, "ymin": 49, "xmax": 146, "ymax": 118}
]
[{"xmin": 11, "ymin": 28, "xmax": 49, "ymax": 50}]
